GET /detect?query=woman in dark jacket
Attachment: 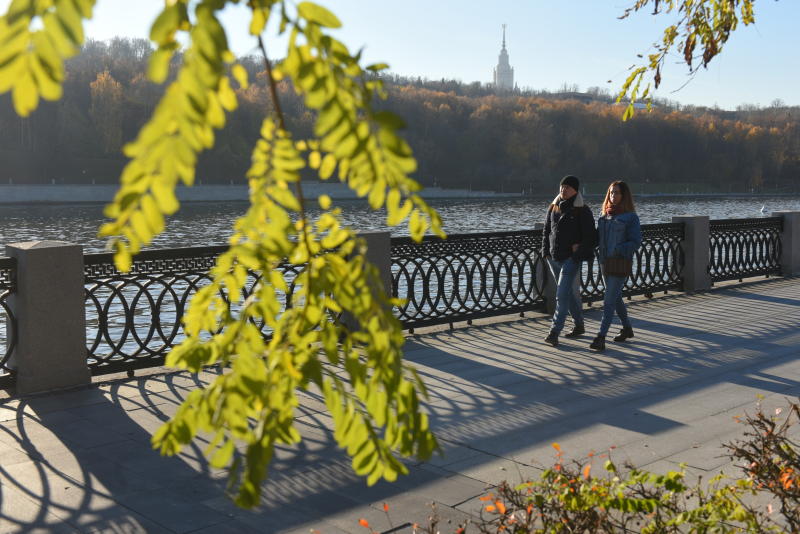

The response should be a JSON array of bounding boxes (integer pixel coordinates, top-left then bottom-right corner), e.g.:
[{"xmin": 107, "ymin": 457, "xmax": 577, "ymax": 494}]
[
  {"xmin": 541, "ymin": 175, "xmax": 597, "ymax": 347},
  {"xmin": 590, "ymin": 180, "xmax": 642, "ymax": 351}
]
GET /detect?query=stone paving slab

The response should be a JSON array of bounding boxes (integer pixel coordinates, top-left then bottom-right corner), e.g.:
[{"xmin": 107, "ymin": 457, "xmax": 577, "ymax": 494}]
[{"xmin": 0, "ymin": 277, "xmax": 798, "ymax": 532}]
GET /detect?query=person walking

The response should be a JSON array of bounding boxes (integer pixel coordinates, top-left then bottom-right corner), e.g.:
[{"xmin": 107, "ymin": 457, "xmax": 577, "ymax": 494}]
[
  {"xmin": 590, "ymin": 180, "xmax": 642, "ymax": 351},
  {"xmin": 541, "ymin": 175, "xmax": 596, "ymax": 347}
]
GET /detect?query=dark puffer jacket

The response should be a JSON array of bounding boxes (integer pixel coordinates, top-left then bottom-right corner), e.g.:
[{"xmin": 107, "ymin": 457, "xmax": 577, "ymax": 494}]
[{"xmin": 541, "ymin": 193, "xmax": 597, "ymax": 262}]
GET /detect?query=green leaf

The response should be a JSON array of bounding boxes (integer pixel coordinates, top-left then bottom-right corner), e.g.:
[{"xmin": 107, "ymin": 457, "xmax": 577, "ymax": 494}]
[
  {"xmin": 318, "ymin": 153, "xmax": 336, "ymax": 179},
  {"xmin": 147, "ymin": 43, "xmax": 178, "ymax": 83},
  {"xmin": 231, "ymin": 63, "xmax": 248, "ymax": 89},
  {"xmin": 0, "ymin": 0, "xmax": 448, "ymax": 510},
  {"xmin": 12, "ymin": 71, "xmax": 38, "ymax": 116},
  {"xmin": 150, "ymin": 4, "xmax": 181, "ymax": 45},
  {"xmin": 297, "ymin": 2, "xmax": 341, "ymax": 28},
  {"xmin": 249, "ymin": 5, "xmax": 271, "ymax": 35}
]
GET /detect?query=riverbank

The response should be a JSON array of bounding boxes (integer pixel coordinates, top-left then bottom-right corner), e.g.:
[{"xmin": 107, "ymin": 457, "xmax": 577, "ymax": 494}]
[{"xmin": 0, "ymin": 183, "xmax": 522, "ymax": 204}]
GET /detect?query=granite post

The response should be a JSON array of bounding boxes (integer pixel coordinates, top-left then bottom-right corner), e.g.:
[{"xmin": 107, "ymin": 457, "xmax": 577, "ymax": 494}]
[
  {"xmin": 5, "ymin": 241, "xmax": 90, "ymax": 395},
  {"xmin": 672, "ymin": 215, "xmax": 711, "ymax": 292},
  {"xmin": 772, "ymin": 211, "xmax": 800, "ymax": 276}
]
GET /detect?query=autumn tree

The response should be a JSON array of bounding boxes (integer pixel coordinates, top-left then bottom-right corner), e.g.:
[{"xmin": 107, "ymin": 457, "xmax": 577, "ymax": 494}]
[{"xmin": 89, "ymin": 70, "xmax": 123, "ymax": 153}]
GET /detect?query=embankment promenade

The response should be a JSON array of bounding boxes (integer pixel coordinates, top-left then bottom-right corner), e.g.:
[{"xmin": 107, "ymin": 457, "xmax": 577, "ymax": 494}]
[{"xmin": 0, "ymin": 276, "xmax": 798, "ymax": 532}]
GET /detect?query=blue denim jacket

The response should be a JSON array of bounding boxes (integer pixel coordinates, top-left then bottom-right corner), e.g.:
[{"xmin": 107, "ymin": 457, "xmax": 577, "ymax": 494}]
[{"xmin": 596, "ymin": 211, "xmax": 642, "ymax": 262}]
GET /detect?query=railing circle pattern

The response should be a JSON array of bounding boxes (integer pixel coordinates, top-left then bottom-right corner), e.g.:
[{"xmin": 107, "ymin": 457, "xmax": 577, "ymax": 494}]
[
  {"xmin": 709, "ymin": 217, "xmax": 782, "ymax": 282},
  {"xmin": 84, "ymin": 247, "xmax": 301, "ymax": 376},
  {"xmin": 392, "ymin": 231, "xmax": 547, "ymax": 329}
]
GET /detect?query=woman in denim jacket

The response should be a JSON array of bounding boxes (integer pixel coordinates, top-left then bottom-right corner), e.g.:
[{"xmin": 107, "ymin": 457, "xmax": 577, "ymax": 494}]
[{"xmin": 590, "ymin": 181, "xmax": 642, "ymax": 352}]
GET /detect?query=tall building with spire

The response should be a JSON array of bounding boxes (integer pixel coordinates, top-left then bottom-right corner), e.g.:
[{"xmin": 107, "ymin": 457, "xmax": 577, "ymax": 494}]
[{"xmin": 493, "ymin": 24, "xmax": 514, "ymax": 90}]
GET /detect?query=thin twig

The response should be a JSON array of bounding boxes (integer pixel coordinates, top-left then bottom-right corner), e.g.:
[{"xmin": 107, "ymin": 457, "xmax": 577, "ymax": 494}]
[
  {"xmin": 257, "ymin": 35, "xmax": 287, "ymax": 132},
  {"xmin": 257, "ymin": 34, "xmax": 311, "ymax": 236}
]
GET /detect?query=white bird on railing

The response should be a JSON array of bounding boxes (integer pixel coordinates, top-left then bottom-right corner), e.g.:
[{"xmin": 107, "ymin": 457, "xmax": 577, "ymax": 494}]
[{"xmin": 760, "ymin": 205, "xmax": 767, "ymax": 214}]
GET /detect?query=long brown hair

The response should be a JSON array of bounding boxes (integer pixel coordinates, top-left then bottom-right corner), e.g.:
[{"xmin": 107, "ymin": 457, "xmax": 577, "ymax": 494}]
[{"xmin": 601, "ymin": 181, "xmax": 635, "ymax": 214}]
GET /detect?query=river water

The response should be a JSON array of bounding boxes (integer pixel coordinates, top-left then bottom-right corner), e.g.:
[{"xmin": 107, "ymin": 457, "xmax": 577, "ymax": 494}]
[{"xmin": 1, "ymin": 195, "xmax": 799, "ymax": 253}]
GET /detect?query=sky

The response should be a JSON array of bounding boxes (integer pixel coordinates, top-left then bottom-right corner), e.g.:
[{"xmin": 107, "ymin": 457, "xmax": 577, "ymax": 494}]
[{"xmin": 4, "ymin": 0, "xmax": 799, "ymax": 110}]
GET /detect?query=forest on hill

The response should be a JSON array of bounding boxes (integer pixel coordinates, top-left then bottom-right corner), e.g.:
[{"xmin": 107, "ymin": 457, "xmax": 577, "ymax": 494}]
[{"xmin": 0, "ymin": 38, "xmax": 798, "ymax": 195}]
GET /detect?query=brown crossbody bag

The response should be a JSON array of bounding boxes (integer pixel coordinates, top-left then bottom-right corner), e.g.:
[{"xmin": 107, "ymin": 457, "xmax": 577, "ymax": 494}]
[{"xmin": 602, "ymin": 256, "xmax": 632, "ymax": 278}]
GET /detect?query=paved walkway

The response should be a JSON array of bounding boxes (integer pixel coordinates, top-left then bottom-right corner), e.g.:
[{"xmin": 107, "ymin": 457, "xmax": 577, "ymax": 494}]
[{"xmin": 1, "ymin": 277, "xmax": 799, "ymax": 533}]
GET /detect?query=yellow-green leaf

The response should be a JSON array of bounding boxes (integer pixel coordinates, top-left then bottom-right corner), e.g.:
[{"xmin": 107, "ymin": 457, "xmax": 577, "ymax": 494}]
[{"xmin": 297, "ymin": 2, "xmax": 341, "ymax": 28}]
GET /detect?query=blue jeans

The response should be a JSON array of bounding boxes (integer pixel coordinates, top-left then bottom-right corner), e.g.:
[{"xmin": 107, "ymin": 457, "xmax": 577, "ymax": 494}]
[
  {"xmin": 548, "ymin": 258, "xmax": 583, "ymax": 333},
  {"xmin": 599, "ymin": 275, "xmax": 631, "ymax": 336}
]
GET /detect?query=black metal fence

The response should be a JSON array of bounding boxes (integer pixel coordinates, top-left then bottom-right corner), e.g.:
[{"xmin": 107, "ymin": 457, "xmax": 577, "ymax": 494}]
[
  {"xmin": 581, "ymin": 222, "xmax": 685, "ymax": 303},
  {"xmin": 84, "ymin": 246, "xmax": 306, "ymax": 376},
  {"xmin": 0, "ymin": 257, "xmax": 16, "ymax": 387},
  {"xmin": 84, "ymin": 246, "xmax": 228, "ymax": 375},
  {"xmin": 391, "ymin": 231, "xmax": 548, "ymax": 330},
  {"xmin": 709, "ymin": 217, "xmax": 782, "ymax": 282},
  {"xmin": 392, "ymin": 222, "xmax": 685, "ymax": 330},
  {"xmin": 0, "ymin": 215, "xmax": 787, "ymax": 383}
]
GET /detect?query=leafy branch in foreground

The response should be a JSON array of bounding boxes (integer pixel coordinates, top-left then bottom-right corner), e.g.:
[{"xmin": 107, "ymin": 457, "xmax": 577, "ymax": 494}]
[
  {"xmin": 0, "ymin": 0, "xmax": 96, "ymax": 116},
  {"xmin": 616, "ymin": 0, "xmax": 759, "ymax": 120},
  {"xmin": 140, "ymin": 1, "xmax": 445, "ymax": 508},
  {"xmin": 0, "ymin": 0, "xmax": 443, "ymax": 507}
]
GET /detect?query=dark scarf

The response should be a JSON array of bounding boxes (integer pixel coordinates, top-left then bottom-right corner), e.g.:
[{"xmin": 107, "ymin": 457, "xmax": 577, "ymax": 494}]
[
  {"xmin": 557, "ymin": 195, "xmax": 576, "ymax": 213},
  {"xmin": 606, "ymin": 204, "xmax": 624, "ymax": 216}
]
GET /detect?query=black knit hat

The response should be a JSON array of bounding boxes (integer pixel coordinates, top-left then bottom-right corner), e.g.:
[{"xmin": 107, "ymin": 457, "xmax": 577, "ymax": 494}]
[{"xmin": 560, "ymin": 175, "xmax": 580, "ymax": 192}]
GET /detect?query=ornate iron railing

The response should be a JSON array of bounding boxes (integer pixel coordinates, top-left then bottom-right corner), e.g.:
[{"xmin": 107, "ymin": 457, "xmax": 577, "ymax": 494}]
[
  {"xmin": 391, "ymin": 230, "xmax": 548, "ymax": 330},
  {"xmin": 0, "ymin": 257, "xmax": 17, "ymax": 387},
  {"xmin": 84, "ymin": 247, "xmax": 303, "ymax": 376},
  {"xmin": 65, "ymin": 215, "xmax": 783, "ymax": 372},
  {"xmin": 393, "ymin": 223, "xmax": 685, "ymax": 330},
  {"xmin": 84, "ymin": 246, "xmax": 227, "ymax": 375},
  {"xmin": 581, "ymin": 223, "xmax": 685, "ymax": 302},
  {"xmin": 709, "ymin": 217, "xmax": 782, "ymax": 282}
]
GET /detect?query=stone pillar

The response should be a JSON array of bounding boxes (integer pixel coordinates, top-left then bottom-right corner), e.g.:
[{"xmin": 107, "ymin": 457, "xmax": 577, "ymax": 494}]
[
  {"xmin": 772, "ymin": 211, "xmax": 800, "ymax": 276},
  {"xmin": 341, "ymin": 232, "xmax": 393, "ymax": 332},
  {"xmin": 672, "ymin": 216, "xmax": 711, "ymax": 292},
  {"xmin": 5, "ymin": 241, "xmax": 90, "ymax": 395},
  {"xmin": 359, "ymin": 231, "xmax": 392, "ymax": 295}
]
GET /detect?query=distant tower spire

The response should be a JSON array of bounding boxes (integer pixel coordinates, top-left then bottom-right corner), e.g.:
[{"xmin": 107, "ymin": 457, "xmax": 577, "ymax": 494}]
[{"xmin": 493, "ymin": 24, "xmax": 514, "ymax": 91}]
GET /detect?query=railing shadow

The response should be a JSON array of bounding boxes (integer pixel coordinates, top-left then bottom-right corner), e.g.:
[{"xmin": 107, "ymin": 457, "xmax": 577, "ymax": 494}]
[{"xmin": 0, "ymin": 372, "xmax": 240, "ymax": 532}]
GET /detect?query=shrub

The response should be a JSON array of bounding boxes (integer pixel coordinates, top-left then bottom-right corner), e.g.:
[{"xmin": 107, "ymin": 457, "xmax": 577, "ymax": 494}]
[{"xmin": 407, "ymin": 399, "xmax": 800, "ymax": 533}]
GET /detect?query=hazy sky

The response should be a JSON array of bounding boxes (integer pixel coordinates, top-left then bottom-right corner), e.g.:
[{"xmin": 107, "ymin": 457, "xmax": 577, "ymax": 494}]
[{"xmin": 5, "ymin": 0, "xmax": 799, "ymax": 110}]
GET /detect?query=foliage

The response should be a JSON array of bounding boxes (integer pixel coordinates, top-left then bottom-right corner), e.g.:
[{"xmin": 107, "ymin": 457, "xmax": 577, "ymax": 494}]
[
  {"xmin": 2, "ymin": 51, "xmax": 800, "ymax": 193},
  {"xmin": 726, "ymin": 399, "xmax": 800, "ymax": 531},
  {"xmin": 0, "ymin": 0, "xmax": 444, "ymax": 507},
  {"xmin": 89, "ymin": 70, "xmax": 123, "ymax": 153},
  {"xmin": 408, "ymin": 401, "xmax": 800, "ymax": 534},
  {"xmin": 617, "ymin": 0, "xmax": 759, "ymax": 119},
  {"xmin": 386, "ymin": 87, "xmax": 800, "ymax": 194},
  {"xmin": 463, "ymin": 455, "xmax": 770, "ymax": 533}
]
